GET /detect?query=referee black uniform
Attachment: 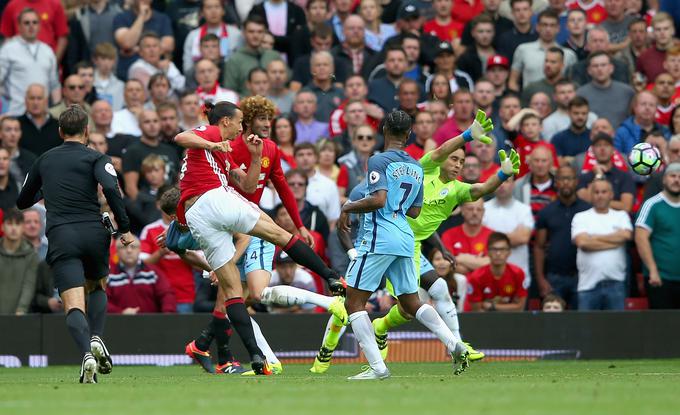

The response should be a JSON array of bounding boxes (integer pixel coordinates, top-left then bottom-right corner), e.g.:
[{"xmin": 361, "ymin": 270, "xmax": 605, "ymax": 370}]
[{"xmin": 16, "ymin": 137, "xmax": 130, "ymax": 293}]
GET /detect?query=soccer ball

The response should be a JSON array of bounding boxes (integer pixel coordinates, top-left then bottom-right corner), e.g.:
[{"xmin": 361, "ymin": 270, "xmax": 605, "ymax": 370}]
[{"xmin": 628, "ymin": 143, "xmax": 661, "ymax": 176}]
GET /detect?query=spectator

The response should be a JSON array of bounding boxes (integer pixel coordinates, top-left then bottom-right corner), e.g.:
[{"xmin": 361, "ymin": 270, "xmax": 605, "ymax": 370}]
[
  {"xmin": 330, "ymin": 14, "xmax": 376, "ymax": 83},
  {"xmin": 428, "ymin": 100, "xmax": 451, "ymax": 131},
  {"xmin": 273, "ymin": 203, "xmax": 326, "ymax": 261},
  {"xmin": 266, "ymin": 59, "xmax": 296, "ymax": 114},
  {"xmin": 271, "ymin": 115, "xmax": 297, "ymax": 171},
  {"xmin": 521, "ymin": 47, "xmax": 566, "ymax": 107},
  {"xmin": 223, "ymin": 15, "xmax": 282, "ymax": 96},
  {"xmin": 178, "ymin": 91, "xmax": 203, "ymax": 130},
  {"xmin": 534, "ymin": 165, "xmax": 591, "ymax": 307},
  {"xmin": 429, "ymin": 247, "xmax": 467, "ymax": 312},
  {"xmin": 617, "ymin": 18, "xmax": 648, "ymax": 77},
  {"xmin": 0, "ymin": 117, "xmax": 35, "ymax": 182},
  {"xmin": 514, "ymin": 112, "xmax": 559, "ymax": 177},
  {"xmin": 492, "ymin": 92, "xmax": 521, "ymax": 152},
  {"xmin": 460, "ymin": 0, "xmax": 514, "ymax": 49},
  {"xmin": 156, "ymin": 102, "xmax": 182, "ymax": 154},
  {"xmin": 473, "ymin": 79, "xmax": 497, "ymax": 119},
  {"xmin": 293, "ymin": 90, "xmax": 329, "ymax": 143},
  {"xmin": 572, "ymin": 178, "xmax": 632, "ymax": 310},
  {"xmin": 637, "ymin": 12, "xmax": 678, "ymax": 83},
  {"xmin": 576, "ymin": 51, "xmax": 635, "ymax": 128},
  {"xmin": 566, "ymin": 0, "xmax": 608, "ymax": 25},
  {"xmin": 396, "ymin": 79, "xmax": 421, "ymax": 122},
  {"xmin": 393, "ymin": 4, "xmax": 443, "ymax": 69},
  {"xmin": 304, "ymin": 51, "xmax": 345, "ymax": 122},
  {"xmin": 16, "ymin": 84, "xmax": 61, "ymax": 157},
  {"xmin": 441, "ymin": 199, "xmax": 493, "ymax": 275},
  {"xmin": 291, "ymin": 24, "xmax": 335, "ymax": 91},
  {"xmin": 643, "ymin": 135, "xmax": 680, "ymax": 200},
  {"xmin": 87, "ymin": 131, "xmax": 108, "ymax": 155},
  {"xmin": 461, "ymin": 153, "xmax": 483, "ymax": 184},
  {"xmin": 184, "ymin": 34, "xmax": 224, "ymax": 91},
  {"xmin": 614, "ymin": 91, "xmax": 671, "ymax": 156},
  {"xmin": 359, "ymin": 0, "xmax": 396, "ymax": 51},
  {"xmin": 93, "ymin": 42, "xmax": 125, "ymax": 111},
  {"xmin": 567, "ymin": 27, "xmax": 631, "ymax": 86},
  {"xmin": 0, "ymin": 0, "xmax": 68, "ymax": 60},
  {"xmin": 316, "ymin": 139, "xmax": 348, "ymax": 201},
  {"xmin": 513, "ymin": 146, "xmax": 557, "ymax": 217},
  {"xmin": 405, "ymin": 111, "xmax": 436, "ymax": 161},
  {"xmin": 331, "ymin": 99, "xmax": 370, "ymax": 157},
  {"xmin": 293, "ymin": 143, "xmax": 341, "ymax": 227},
  {"xmin": 338, "ymin": 124, "xmax": 375, "ymax": 194},
  {"xmin": 90, "ymin": 100, "xmax": 133, "ymax": 170},
  {"xmin": 483, "ymin": 178, "xmax": 534, "ymax": 284},
  {"xmin": 122, "ymin": 110, "xmax": 180, "ymax": 200},
  {"xmin": 652, "ymin": 72, "xmax": 676, "ymax": 126},
  {"xmin": 31, "ymin": 262, "xmax": 60, "ymax": 314},
  {"xmin": 106, "ymin": 235, "xmax": 176, "ymax": 314},
  {"xmin": 543, "ymin": 79, "xmax": 597, "ymax": 141},
  {"xmin": 563, "ymin": 9, "xmax": 588, "ymax": 61},
  {"xmin": 471, "ymin": 139, "xmax": 500, "ymax": 182},
  {"xmin": 456, "ymin": 14, "xmax": 496, "ymax": 83},
  {"xmin": 424, "ymin": 0, "xmax": 464, "ymax": 43},
  {"xmin": 246, "ymin": 67, "xmax": 270, "ymax": 97},
  {"xmin": 331, "ymin": 75, "xmax": 383, "ymax": 141},
  {"xmin": 0, "ymin": 209, "xmax": 38, "ymax": 315},
  {"xmin": 601, "ymin": 0, "xmax": 637, "ymax": 50},
  {"xmin": 72, "ymin": 0, "xmax": 122, "ymax": 56},
  {"xmin": 496, "ymin": 0, "xmax": 538, "ymax": 61},
  {"xmin": 529, "ymin": 91, "xmax": 553, "ymax": 119},
  {"xmin": 0, "ymin": 8, "xmax": 60, "ymax": 116},
  {"xmin": 577, "ymin": 133, "xmax": 635, "ymax": 212},
  {"xmin": 329, "ymin": 0, "xmax": 354, "ymax": 42},
  {"xmin": 112, "ymin": 0, "xmax": 174, "ymax": 80},
  {"xmin": 434, "ymin": 89, "xmax": 476, "ymax": 145},
  {"xmin": 143, "ymin": 73, "xmax": 171, "ymax": 111},
  {"xmin": 284, "ymin": 169, "xmax": 330, "ymax": 240},
  {"xmin": 426, "ymin": 72, "xmax": 455, "ymax": 110},
  {"xmin": 574, "ymin": 118, "xmax": 629, "ymax": 173},
  {"xmin": 0, "ymin": 148, "xmax": 19, "ymax": 211},
  {"xmin": 22, "ymin": 208, "xmax": 47, "ymax": 261},
  {"xmin": 110, "ymin": 79, "xmax": 146, "ymax": 137},
  {"xmin": 368, "ymin": 46, "xmax": 408, "ymax": 113},
  {"xmin": 486, "ymin": 55, "xmax": 511, "ymax": 100},
  {"xmin": 552, "ymin": 96, "xmax": 593, "ymax": 165},
  {"xmin": 182, "ymin": 0, "xmax": 243, "ymax": 73},
  {"xmin": 49, "ymin": 75, "xmax": 92, "ymax": 122},
  {"xmin": 75, "ymin": 61, "xmax": 98, "ymax": 106},
  {"xmin": 428, "ymin": 41, "xmax": 474, "ymax": 94},
  {"xmin": 268, "ymin": 251, "xmax": 320, "ymax": 313},
  {"xmin": 128, "ymin": 32, "xmax": 185, "ymax": 96},
  {"xmin": 195, "ymin": 59, "xmax": 239, "ymax": 105},
  {"xmin": 125, "ymin": 154, "xmax": 164, "ymax": 234},
  {"xmin": 509, "ymin": 9, "xmax": 577, "ymax": 91},
  {"xmin": 466, "ymin": 232, "xmax": 528, "ymax": 312},
  {"xmin": 635, "ymin": 162, "xmax": 680, "ymax": 309},
  {"xmin": 541, "ymin": 293, "xmax": 566, "ymax": 312},
  {"xmin": 248, "ymin": 0, "xmax": 307, "ymax": 59}
]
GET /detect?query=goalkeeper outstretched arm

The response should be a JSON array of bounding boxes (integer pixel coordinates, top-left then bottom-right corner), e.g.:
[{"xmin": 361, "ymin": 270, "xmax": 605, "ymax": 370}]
[{"xmin": 469, "ymin": 149, "xmax": 521, "ymax": 199}]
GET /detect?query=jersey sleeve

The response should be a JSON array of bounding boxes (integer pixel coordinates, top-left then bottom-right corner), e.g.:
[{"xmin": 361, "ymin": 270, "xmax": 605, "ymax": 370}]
[
  {"xmin": 270, "ymin": 147, "xmax": 304, "ymax": 229},
  {"xmin": 454, "ymin": 181, "xmax": 474, "ymax": 203},
  {"xmin": 193, "ymin": 125, "xmax": 221, "ymax": 142},
  {"xmin": 412, "ymin": 174, "xmax": 424, "ymax": 208},
  {"xmin": 94, "ymin": 155, "xmax": 131, "ymax": 234},
  {"xmin": 513, "ymin": 267, "xmax": 528, "ymax": 298},
  {"xmin": 635, "ymin": 199, "xmax": 656, "ymax": 231},
  {"xmin": 16, "ymin": 157, "xmax": 43, "ymax": 209},
  {"xmin": 367, "ymin": 154, "xmax": 388, "ymax": 193},
  {"xmin": 419, "ymin": 151, "xmax": 443, "ymax": 175}
]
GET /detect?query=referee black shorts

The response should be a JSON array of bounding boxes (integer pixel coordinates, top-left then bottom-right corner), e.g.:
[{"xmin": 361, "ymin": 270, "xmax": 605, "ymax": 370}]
[{"xmin": 46, "ymin": 222, "xmax": 111, "ymax": 293}]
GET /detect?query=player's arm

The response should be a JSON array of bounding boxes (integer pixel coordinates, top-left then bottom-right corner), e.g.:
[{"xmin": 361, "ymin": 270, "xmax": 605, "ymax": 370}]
[
  {"xmin": 572, "ymin": 233, "xmax": 620, "ymax": 251},
  {"xmin": 229, "ymin": 134, "xmax": 263, "ymax": 194},
  {"xmin": 16, "ymin": 158, "xmax": 43, "ymax": 209},
  {"xmin": 174, "ymin": 129, "xmax": 231, "ymax": 151},
  {"xmin": 429, "ymin": 110, "xmax": 494, "ymax": 163},
  {"xmin": 426, "ymin": 232, "xmax": 457, "ymax": 263},
  {"xmin": 469, "ymin": 149, "xmax": 521, "ymax": 200},
  {"xmin": 342, "ymin": 190, "xmax": 387, "ymax": 214},
  {"xmin": 93, "ymin": 156, "xmax": 132, "ymax": 238},
  {"xmin": 178, "ymin": 250, "xmax": 212, "ymax": 272},
  {"xmin": 635, "ymin": 226, "xmax": 662, "ymax": 286}
]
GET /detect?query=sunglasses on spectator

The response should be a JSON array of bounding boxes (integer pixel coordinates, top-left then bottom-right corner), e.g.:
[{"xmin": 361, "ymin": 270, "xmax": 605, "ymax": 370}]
[
  {"xmin": 356, "ymin": 135, "xmax": 374, "ymax": 141},
  {"xmin": 67, "ymin": 85, "xmax": 86, "ymax": 90}
]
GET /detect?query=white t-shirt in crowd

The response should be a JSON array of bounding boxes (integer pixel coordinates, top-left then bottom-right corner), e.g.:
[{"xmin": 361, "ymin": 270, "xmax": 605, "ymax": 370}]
[
  {"xmin": 483, "ymin": 197, "xmax": 535, "ymax": 287},
  {"xmin": 306, "ymin": 170, "xmax": 341, "ymax": 221},
  {"xmin": 571, "ymin": 207, "xmax": 632, "ymax": 292}
]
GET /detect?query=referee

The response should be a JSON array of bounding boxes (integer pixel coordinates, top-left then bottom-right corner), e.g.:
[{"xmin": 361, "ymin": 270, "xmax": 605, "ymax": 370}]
[{"xmin": 17, "ymin": 105, "xmax": 133, "ymax": 384}]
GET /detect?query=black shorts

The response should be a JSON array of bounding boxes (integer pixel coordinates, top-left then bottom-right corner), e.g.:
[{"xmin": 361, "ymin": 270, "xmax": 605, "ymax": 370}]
[{"xmin": 46, "ymin": 222, "xmax": 111, "ymax": 293}]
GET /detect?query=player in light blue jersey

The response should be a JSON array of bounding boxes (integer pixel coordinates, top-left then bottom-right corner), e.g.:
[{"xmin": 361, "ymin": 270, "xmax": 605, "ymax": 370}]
[{"xmin": 341, "ymin": 110, "xmax": 469, "ymax": 380}]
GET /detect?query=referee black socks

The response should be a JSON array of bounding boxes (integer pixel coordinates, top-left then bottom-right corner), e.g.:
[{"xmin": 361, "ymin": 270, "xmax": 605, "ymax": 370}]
[
  {"xmin": 225, "ymin": 298, "xmax": 263, "ymax": 361},
  {"xmin": 283, "ymin": 235, "xmax": 339, "ymax": 282},
  {"xmin": 66, "ymin": 308, "xmax": 91, "ymax": 356},
  {"xmin": 87, "ymin": 289, "xmax": 107, "ymax": 337}
]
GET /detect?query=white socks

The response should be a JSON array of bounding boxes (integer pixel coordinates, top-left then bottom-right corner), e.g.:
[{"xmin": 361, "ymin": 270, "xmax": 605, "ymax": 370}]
[
  {"xmin": 415, "ymin": 304, "xmax": 458, "ymax": 354},
  {"xmin": 261, "ymin": 286, "xmax": 334, "ymax": 309},
  {"xmin": 349, "ymin": 311, "xmax": 387, "ymax": 373},
  {"xmin": 250, "ymin": 317, "xmax": 280, "ymax": 365},
  {"xmin": 428, "ymin": 278, "xmax": 462, "ymax": 341}
]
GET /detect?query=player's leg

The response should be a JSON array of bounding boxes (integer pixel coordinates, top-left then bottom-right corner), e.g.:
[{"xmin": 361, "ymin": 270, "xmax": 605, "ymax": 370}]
[
  {"xmin": 86, "ymin": 278, "xmax": 113, "ymax": 375},
  {"xmin": 61, "ymin": 286, "xmax": 97, "ymax": 383}
]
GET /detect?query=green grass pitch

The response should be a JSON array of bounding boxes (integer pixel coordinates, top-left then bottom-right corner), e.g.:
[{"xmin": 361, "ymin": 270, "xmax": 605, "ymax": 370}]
[{"xmin": 1, "ymin": 360, "xmax": 679, "ymax": 415}]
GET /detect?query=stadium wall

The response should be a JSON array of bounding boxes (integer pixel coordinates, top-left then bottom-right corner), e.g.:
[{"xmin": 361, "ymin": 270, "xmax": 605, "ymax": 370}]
[{"xmin": 2, "ymin": 311, "xmax": 679, "ymax": 367}]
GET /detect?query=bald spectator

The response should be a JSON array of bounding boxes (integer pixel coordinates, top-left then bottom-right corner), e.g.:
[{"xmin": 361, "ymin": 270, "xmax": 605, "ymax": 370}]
[
  {"xmin": 195, "ymin": 59, "xmax": 238, "ymax": 105},
  {"xmin": 513, "ymin": 146, "xmax": 557, "ymax": 218},
  {"xmin": 0, "ymin": 8, "xmax": 61, "ymax": 116},
  {"xmin": 637, "ymin": 12, "xmax": 679, "ymax": 83},
  {"xmin": 0, "ymin": 0, "xmax": 68, "ymax": 60},
  {"xmin": 90, "ymin": 100, "xmax": 134, "ymax": 170},
  {"xmin": 614, "ymin": 91, "xmax": 671, "ymax": 156},
  {"xmin": 111, "ymin": 79, "xmax": 146, "ymax": 137},
  {"xmin": 529, "ymin": 92, "xmax": 553, "ymax": 120},
  {"xmin": 267, "ymin": 59, "xmax": 296, "ymax": 114},
  {"xmin": 48, "ymin": 75, "xmax": 92, "ymax": 121},
  {"xmin": 128, "ymin": 32, "xmax": 185, "ymax": 96},
  {"xmin": 521, "ymin": 47, "xmax": 566, "ymax": 107},
  {"xmin": 543, "ymin": 80, "xmax": 598, "ymax": 141},
  {"xmin": 577, "ymin": 133, "xmax": 635, "ymax": 212},
  {"xmin": 122, "ymin": 110, "xmax": 180, "ymax": 200},
  {"xmin": 304, "ymin": 51, "xmax": 345, "ymax": 122},
  {"xmin": 567, "ymin": 27, "xmax": 631, "ymax": 86},
  {"xmin": 112, "ymin": 0, "xmax": 174, "ymax": 80},
  {"xmin": 0, "ymin": 117, "xmax": 35, "ymax": 182},
  {"xmin": 222, "ymin": 15, "xmax": 282, "ymax": 96},
  {"xmin": 293, "ymin": 91, "xmax": 329, "ymax": 144},
  {"xmin": 331, "ymin": 14, "xmax": 376, "ymax": 82},
  {"xmin": 17, "ymin": 84, "xmax": 61, "ymax": 157},
  {"xmin": 92, "ymin": 42, "xmax": 125, "ymax": 111},
  {"xmin": 576, "ymin": 51, "xmax": 635, "ymax": 129}
]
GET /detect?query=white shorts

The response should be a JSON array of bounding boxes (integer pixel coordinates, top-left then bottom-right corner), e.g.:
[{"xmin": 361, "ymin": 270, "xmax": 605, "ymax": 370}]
[{"xmin": 185, "ymin": 186, "xmax": 261, "ymax": 270}]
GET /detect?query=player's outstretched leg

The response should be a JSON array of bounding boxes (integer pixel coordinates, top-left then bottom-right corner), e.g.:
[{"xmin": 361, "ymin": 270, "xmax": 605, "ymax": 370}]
[
  {"xmin": 86, "ymin": 280, "xmax": 113, "ymax": 375},
  {"xmin": 310, "ymin": 314, "xmax": 347, "ymax": 374},
  {"xmin": 261, "ymin": 286, "xmax": 348, "ymax": 324}
]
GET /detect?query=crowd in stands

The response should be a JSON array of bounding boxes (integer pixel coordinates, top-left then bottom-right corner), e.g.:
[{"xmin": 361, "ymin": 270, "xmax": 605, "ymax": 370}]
[{"xmin": 0, "ymin": 0, "xmax": 679, "ymax": 316}]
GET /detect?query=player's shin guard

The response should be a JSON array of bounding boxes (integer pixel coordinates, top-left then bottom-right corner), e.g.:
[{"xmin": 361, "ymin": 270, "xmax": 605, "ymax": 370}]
[
  {"xmin": 283, "ymin": 236, "xmax": 339, "ymax": 282},
  {"xmin": 428, "ymin": 278, "xmax": 462, "ymax": 341},
  {"xmin": 373, "ymin": 305, "xmax": 411, "ymax": 335},
  {"xmin": 66, "ymin": 308, "xmax": 92, "ymax": 356},
  {"xmin": 250, "ymin": 317, "xmax": 280, "ymax": 365},
  {"xmin": 87, "ymin": 288, "xmax": 107, "ymax": 337},
  {"xmin": 349, "ymin": 311, "xmax": 387, "ymax": 373},
  {"xmin": 414, "ymin": 304, "xmax": 457, "ymax": 353},
  {"xmin": 225, "ymin": 298, "xmax": 263, "ymax": 360}
]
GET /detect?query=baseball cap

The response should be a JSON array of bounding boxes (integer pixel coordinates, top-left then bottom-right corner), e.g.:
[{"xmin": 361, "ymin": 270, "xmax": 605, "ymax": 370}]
[
  {"xmin": 486, "ymin": 54, "xmax": 510, "ymax": 70},
  {"xmin": 275, "ymin": 250, "xmax": 295, "ymax": 265},
  {"xmin": 435, "ymin": 41, "xmax": 454, "ymax": 56},
  {"xmin": 398, "ymin": 3, "xmax": 420, "ymax": 20},
  {"xmin": 591, "ymin": 132, "xmax": 614, "ymax": 145}
]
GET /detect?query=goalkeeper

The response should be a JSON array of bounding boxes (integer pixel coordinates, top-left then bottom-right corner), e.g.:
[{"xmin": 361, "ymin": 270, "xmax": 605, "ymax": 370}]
[{"xmin": 310, "ymin": 110, "xmax": 521, "ymax": 373}]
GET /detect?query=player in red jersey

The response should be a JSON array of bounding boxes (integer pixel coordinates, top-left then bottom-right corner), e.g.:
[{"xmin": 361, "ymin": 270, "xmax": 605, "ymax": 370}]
[{"xmin": 175, "ymin": 101, "xmax": 347, "ymax": 374}]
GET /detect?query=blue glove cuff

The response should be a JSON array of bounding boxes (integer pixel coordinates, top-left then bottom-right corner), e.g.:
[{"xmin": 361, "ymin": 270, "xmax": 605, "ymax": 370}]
[
  {"xmin": 497, "ymin": 170, "xmax": 511, "ymax": 182},
  {"xmin": 462, "ymin": 129, "xmax": 473, "ymax": 142}
]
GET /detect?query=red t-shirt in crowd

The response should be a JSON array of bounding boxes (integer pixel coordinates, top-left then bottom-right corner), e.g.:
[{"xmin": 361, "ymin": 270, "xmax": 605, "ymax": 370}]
[
  {"xmin": 423, "ymin": 19, "xmax": 465, "ymax": 42},
  {"xmin": 514, "ymin": 135, "xmax": 559, "ymax": 178},
  {"xmin": 441, "ymin": 225, "xmax": 493, "ymax": 257},
  {"xmin": 656, "ymin": 103, "xmax": 675, "ymax": 126},
  {"xmin": 434, "ymin": 117, "xmax": 465, "ymax": 146},
  {"xmin": 479, "ymin": 163, "xmax": 500, "ymax": 182},
  {"xmin": 140, "ymin": 219, "xmax": 196, "ymax": 304},
  {"xmin": 451, "ymin": 0, "xmax": 484, "ymax": 26},
  {"xmin": 566, "ymin": 0, "xmax": 607, "ymax": 25},
  {"xmin": 465, "ymin": 264, "xmax": 527, "ymax": 310},
  {"xmin": 328, "ymin": 99, "xmax": 381, "ymax": 137},
  {"xmin": 405, "ymin": 142, "xmax": 425, "ymax": 161},
  {"xmin": 0, "ymin": 0, "xmax": 69, "ymax": 52}
]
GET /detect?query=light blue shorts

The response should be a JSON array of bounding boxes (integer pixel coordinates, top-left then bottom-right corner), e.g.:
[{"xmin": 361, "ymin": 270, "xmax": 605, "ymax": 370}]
[
  {"xmin": 346, "ymin": 253, "xmax": 419, "ymax": 297},
  {"xmin": 419, "ymin": 252, "xmax": 434, "ymax": 277},
  {"xmin": 236, "ymin": 237, "xmax": 275, "ymax": 281}
]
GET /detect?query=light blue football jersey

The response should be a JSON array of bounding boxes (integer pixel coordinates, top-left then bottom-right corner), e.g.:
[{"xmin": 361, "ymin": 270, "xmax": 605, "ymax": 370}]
[{"xmin": 347, "ymin": 181, "xmax": 369, "ymax": 248}]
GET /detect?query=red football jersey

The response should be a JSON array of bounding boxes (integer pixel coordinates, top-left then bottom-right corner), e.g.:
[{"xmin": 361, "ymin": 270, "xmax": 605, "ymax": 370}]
[
  {"xmin": 466, "ymin": 264, "xmax": 527, "ymax": 306},
  {"xmin": 656, "ymin": 103, "xmax": 675, "ymax": 126},
  {"xmin": 177, "ymin": 125, "xmax": 234, "ymax": 224},
  {"xmin": 423, "ymin": 19, "xmax": 464, "ymax": 42},
  {"xmin": 441, "ymin": 225, "xmax": 493, "ymax": 257},
  {"xmin": 566, "ymin": 0, "xmax": 607, "ymax": 25},
  {"xmin": 0, "ymin": 0, "xmax": 69, "ymax": 52}
]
